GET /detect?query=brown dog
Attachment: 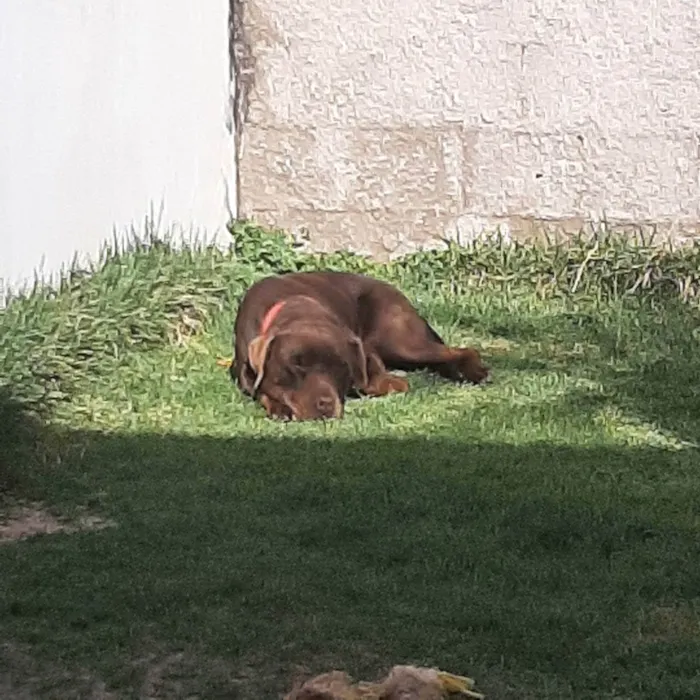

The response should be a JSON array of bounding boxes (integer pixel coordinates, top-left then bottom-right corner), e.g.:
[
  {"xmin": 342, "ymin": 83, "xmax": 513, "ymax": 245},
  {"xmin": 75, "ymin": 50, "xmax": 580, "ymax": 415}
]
[{"xmin": 232, "ymin": 271, "xmax": 489, "ymax": 420}]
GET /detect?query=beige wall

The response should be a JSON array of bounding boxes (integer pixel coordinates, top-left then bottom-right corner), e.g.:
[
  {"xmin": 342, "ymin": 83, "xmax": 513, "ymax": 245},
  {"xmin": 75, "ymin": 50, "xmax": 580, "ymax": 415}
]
[{"xmin": 235, "ymin": 0, "xmax": 700, "ymax": 258}]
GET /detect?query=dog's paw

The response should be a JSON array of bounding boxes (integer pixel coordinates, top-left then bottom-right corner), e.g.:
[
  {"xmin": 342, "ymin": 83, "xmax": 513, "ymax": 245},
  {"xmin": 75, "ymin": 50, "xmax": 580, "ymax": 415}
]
[
  {"xmin": 387, "ymin": 375, "xmax": 410, "ymax": 393},
  {"xmin": 456, "ymin": 349, "xmax": 490, "ymax": 384},
  {"xmin": 367, "ymin": 374, "xmax": 410, "ymax": 397}
]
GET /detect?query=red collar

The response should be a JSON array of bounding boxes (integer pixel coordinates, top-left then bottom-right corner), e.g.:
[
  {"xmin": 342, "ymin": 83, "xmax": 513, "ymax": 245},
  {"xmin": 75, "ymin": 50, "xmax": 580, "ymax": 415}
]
[{"xmin": 260, "ymin": 300, "xmax": 286, "ymax": 336}]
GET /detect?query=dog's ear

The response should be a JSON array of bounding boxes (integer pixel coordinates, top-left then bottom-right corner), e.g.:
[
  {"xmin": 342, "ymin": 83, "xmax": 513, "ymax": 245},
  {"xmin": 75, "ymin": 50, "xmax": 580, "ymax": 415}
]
[
  {"xmin": 248, "ymin": 334, "xmax": 277, "ymax": 392},
  {"xmin": 346, "ymin": 335, "xmax": 368, "ymax": 390}
]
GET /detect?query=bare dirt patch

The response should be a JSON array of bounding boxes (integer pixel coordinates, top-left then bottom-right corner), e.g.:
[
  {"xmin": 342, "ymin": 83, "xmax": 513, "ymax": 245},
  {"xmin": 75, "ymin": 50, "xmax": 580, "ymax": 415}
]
[
  {"xmin": 0, "ymin": 643, "xmax": 118, "ymax": 700},
  {"xmin": 635, "ymin": 603, "xmax": 700, "ymax": 645},
  {"xmin": 0, "ymin": 501, "xmax": 115, "ymax": 545}
]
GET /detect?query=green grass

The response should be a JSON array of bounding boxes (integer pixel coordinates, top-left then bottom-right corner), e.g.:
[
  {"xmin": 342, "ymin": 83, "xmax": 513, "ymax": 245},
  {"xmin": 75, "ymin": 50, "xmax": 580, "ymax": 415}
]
[{"xmin": 1, "ymin": 223, "xmax": 700, "ymax": 699}]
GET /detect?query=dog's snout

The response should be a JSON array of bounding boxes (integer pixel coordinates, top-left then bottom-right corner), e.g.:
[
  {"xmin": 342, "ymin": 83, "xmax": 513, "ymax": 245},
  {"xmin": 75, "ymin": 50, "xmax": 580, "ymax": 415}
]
[{"xmin": 316, "ymin": 394, "xmax": 336, "ymax": 417}]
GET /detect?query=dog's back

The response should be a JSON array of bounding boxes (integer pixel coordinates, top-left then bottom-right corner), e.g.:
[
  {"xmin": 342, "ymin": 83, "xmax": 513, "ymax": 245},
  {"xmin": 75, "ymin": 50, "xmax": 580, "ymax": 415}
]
[{"xmin": 236, "ymin": 272, "xmax": 379, "ymax": 335}]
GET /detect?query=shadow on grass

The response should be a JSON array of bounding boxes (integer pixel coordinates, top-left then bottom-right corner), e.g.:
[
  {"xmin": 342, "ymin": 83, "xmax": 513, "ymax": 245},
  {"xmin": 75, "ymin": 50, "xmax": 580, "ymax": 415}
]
[
  {"xmin": 0, "ymin": 387, "xmax": 44, "ymax": 502},
  {"xmin": 2, "ymin": 292, "xmax": 700, "ymax": 698},
  {"xmin": 1, "ymin": 429, "xmax": 699, "ymax": 700}
]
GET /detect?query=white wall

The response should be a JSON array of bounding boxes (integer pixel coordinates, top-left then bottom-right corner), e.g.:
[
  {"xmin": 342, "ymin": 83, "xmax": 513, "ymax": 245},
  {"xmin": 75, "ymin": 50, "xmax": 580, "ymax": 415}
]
[{"xmin": 0, "ymin": 1, "xmax": 234, "ymax": 297}]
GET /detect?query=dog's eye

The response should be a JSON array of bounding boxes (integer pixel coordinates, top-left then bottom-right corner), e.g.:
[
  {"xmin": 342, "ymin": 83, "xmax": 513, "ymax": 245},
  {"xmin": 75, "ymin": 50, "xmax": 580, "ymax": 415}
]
[
  {"xmin": 290, "ymin": 352, "xmax": 307, "ymax": 368},
  {"xmin": 277, "ymin": 366, "xmax": 301, "ymax": 388},
  {"xmin": 285, "ymin": 354, "xmax": 307, "ymax": 383}
]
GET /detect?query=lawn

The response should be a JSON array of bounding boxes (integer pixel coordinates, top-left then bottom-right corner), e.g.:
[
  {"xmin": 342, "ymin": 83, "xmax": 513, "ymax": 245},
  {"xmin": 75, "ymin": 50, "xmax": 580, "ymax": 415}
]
[{"xmin": 1, "ymin": 224, "xmax": 699, "ymax": 699}]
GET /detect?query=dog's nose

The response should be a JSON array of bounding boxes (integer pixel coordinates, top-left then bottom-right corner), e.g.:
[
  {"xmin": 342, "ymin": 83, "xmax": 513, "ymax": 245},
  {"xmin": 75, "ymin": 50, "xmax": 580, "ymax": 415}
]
[{"xmin": 316, "ymin": 395, "xmax": 336, "ymax": 417}]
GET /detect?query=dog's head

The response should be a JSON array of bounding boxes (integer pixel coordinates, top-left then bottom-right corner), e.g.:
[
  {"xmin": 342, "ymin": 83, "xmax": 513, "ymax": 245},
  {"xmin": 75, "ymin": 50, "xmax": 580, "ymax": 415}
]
[{"xmin": 246, "ymin": 326, "xmax": 368, "ymax": 421}]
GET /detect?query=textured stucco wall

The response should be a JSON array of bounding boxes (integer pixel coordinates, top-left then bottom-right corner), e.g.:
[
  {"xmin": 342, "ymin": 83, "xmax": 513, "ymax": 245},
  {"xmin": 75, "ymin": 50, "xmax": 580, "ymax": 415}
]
[
  {"xmin": 235, "ymin": 0, "xmax": 700, "ymax": 258},
  {"xmin": 1, "ymin": 1, "xmax": 234, "ymax": 297}
]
